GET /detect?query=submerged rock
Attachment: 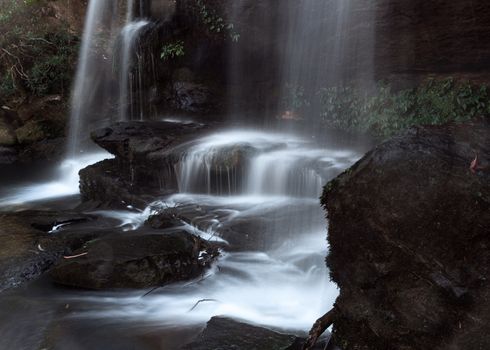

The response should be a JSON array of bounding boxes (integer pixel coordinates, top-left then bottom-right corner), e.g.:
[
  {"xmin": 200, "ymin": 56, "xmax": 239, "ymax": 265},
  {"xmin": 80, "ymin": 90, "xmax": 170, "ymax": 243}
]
[
  {"xmin": 50, "ymin": 231, "xmax": 219, "ymax": 290},
  {"xmin": 323, "ymin": 119, "xmax": 490, "ymax": 349}
]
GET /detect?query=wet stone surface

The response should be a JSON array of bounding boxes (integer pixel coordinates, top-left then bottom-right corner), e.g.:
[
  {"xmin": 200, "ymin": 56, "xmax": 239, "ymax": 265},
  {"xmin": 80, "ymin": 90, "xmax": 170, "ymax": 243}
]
[{"xmin": 50, "ymin": 231, "xmax": 219, "ymax": 290}]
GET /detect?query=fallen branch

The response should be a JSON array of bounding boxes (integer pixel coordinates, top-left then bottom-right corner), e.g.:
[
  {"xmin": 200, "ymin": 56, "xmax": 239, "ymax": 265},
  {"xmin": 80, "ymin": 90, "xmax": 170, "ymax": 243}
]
[
  {"xmin": 188, "ymin": 298, "xmax": 218, "ymax": 312},
  {"xmin": 302, "ymin": 308, "xmax": 336, "ymax": 350}
]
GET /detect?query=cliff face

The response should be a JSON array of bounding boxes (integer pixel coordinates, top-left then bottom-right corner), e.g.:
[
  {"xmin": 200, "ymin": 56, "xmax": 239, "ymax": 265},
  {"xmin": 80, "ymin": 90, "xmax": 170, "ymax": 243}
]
[
  {"xmin": 322, "ymin": 119, "xmax": 490, "ymax": 349},
  {"xmin": 374, "ymin": 0, "xmax": 490, "ymax": 86}
]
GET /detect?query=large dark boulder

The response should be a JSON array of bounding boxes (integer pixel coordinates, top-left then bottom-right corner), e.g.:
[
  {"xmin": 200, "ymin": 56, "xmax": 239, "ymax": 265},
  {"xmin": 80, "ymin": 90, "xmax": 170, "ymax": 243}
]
[
  {"xmin": 322, "ymin": 119, "xmax": 489, "ymax": 349},
  {"xmin": 50, "ymin": 231, "xmax": 219, "ymax": 290}
]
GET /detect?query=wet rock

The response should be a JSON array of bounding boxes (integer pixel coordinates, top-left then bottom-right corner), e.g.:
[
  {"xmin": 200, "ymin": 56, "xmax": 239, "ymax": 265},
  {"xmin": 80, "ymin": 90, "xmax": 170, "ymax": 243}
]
[
  {"xmin": 0, "ymin": 211, "xmax": 101, "ymax": 292},
  {"xmin": 50, "ymin": 231, "xmax": 219, "ymax": 290},
  {"xmin": 170, "ymin": 82, "xmax": 215, "ymax": 114},
  {"xmin": 90, "ymin": 121, "xmax": 207, "ymax": 161},
  {"xmin": 0, "ymin": 118, "xmax": 17, "ymax": 146},
  {"xmin": 183, "ymin": 317, "xmax": 297, "ymax": 350},
  {"xmin": 323, "ymin": 119, "xmax": 490, "ymax": 350},
  {"xmin": 146, "ymin": 207, "xmax": 182, "ymax": 229},
  {"xmin": 80, "ymin": 121, "xmax": 209, "ymax": 208},
  {"xmin": 79, "ymin": 159, "xmax": 158, "ymax": 209}
]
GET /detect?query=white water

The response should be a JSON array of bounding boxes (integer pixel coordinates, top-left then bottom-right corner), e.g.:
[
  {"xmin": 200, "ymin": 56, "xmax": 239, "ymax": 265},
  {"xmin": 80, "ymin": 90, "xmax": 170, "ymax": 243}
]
[
  {"xmin": 67, "ymin": 0, "xmax": 110, "ymax": 156},
  {"xmin": 0, "ymin": 152, "xmax": 112, "ymax": 207},
  {"xmin": 60, "ymin": 130, "xmax": 361, "ymax": 332},
  {"xmin": 177, "ymin": 130, "xmax": 357, "ymax": 196},
  {"xmin": 68, "ymin": 0, "xmax": 151, "ymax": 155}
]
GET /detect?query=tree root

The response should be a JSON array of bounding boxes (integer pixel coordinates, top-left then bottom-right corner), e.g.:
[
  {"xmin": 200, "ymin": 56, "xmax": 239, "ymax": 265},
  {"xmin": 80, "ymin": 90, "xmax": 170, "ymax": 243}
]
[{"xmin": 302, "ymin": 308, "xmax": 336, "ymax": 350}]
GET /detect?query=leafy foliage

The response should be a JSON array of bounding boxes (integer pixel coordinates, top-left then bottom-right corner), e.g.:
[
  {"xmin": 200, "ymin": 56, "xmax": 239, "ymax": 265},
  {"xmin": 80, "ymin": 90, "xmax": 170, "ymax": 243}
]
[
  {"xmin": 160, "ymin": 41, "xmax": 185, "ymax": 61},
  {"xmin": 318, "ymin": 79, "xmax": 490, "ymax": 137},
  {"xmin": 195, "ymin": 0, "xmax": 240, "ymax": 42},
  {"xmin": 0, "ymin": 1, "xmax": 79, "ymax": 99}
]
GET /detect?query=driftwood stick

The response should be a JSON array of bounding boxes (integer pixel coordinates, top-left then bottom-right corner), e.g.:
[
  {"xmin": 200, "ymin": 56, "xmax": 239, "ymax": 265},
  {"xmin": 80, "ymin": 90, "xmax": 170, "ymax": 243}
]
[{"xmin": 302, "ymin": 308, "xmax": 336, "ymax": 350}]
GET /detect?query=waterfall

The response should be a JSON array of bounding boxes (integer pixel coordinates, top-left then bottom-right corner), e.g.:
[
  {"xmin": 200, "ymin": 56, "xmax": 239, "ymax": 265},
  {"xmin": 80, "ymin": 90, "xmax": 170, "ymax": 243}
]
[{"xmin": 68, "ymin": 0, "xmax": 150, "ymax": 156}]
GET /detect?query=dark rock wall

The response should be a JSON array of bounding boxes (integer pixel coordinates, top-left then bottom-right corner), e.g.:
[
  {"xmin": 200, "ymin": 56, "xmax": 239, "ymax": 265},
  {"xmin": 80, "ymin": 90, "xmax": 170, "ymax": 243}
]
[{"xmin": 375, "ymin": 0, "xmax": 490, "ymax": 87}]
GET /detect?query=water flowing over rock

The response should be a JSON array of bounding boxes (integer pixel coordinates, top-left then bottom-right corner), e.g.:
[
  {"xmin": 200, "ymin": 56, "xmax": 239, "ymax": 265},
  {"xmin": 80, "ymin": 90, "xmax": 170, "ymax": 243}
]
[
  {"xmin": 79, "ymin": 121, "xmax": 209, "ymax": 208},
  {"xmin": 323, "ymin": 118, "xmax": 490, "ymax": 349},
  {"xmin": 67, "ymin": 0, "xmax": 156, "ymax": 155}
]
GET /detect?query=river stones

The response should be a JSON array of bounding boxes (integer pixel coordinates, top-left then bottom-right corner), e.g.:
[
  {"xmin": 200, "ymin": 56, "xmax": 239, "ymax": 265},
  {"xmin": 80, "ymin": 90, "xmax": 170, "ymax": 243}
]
[
  {"xmin": 50, "ymin": 231, "xmax": 219, "ymax": 290},
  {"xmin": 323, "ymin": 119, "xmax": 490, "ymax": 350}
]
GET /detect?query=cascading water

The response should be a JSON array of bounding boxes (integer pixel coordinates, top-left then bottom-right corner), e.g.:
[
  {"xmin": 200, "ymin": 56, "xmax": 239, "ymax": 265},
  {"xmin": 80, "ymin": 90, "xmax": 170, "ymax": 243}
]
[
  {"xmin": 2, "ymin": 0, "xmax": 153, "ymax": 207},
  {"xmin": 67, "ymin": 0, "xmax": 114, "ymax": 156}
]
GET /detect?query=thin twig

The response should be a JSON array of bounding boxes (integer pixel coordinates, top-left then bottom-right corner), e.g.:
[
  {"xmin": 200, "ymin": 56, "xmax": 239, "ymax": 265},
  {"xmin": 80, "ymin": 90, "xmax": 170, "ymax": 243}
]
[
  {"xmin": 63, "ymin": 252, "xmax": 88, "ymax": 259},
  {"xmin": 188, "ymin": 299, "xmax": 218, "ymax": 312}
]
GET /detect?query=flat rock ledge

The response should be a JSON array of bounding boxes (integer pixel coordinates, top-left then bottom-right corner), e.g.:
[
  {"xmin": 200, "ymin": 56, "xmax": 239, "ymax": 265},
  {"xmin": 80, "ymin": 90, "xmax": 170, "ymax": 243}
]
[
  {"xmin": 80, "ymin": 121, "xmax": 210, "ymax": 209},
  {"xmin": 322, "ymin": 118, "xmax": 490, "ymax": 350}
]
